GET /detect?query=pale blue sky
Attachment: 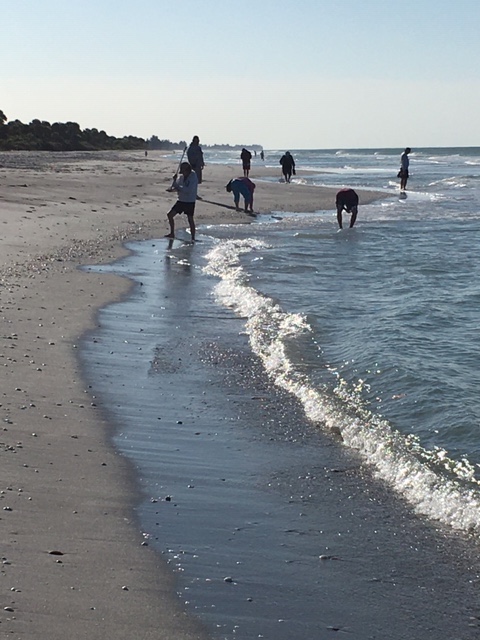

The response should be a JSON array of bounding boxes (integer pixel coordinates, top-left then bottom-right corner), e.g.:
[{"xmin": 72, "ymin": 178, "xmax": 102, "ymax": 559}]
[{"xmin": 3, "ymin": 0, "xmax": 480, "ymax": 148}]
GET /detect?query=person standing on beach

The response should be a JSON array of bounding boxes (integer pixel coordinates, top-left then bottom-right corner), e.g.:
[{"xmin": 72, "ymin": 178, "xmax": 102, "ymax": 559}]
[
  {"xmin": 165, "ymin": 162, "xmax": 198, "ymax": 241},
  {"xmin": 279, "ymin": 151, "xmax": 296, "ymax": 182},
  {"xmin": 336, "ymin": 188, "xmax": 359, "ymax": 229},
  {"xmin": 398, "ymin": 147, "xmax": 411, "ymax": 191},
  {"xmin": 240, "ymin": 148, "xmax": 252, "ymax": 177},
  {"xmin": 226, "ymin": 177, "xmax": 255, "ymax": 213},
  {"xmin": 187, "ymin": 135, "xmax": 205, "ymax": 184}
]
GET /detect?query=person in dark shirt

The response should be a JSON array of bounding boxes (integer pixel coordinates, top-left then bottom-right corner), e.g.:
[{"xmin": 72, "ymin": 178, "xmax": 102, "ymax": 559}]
[
  {"xmin": 240, "ymin": 148, "xmax": 252, "ymax": 177},
  {"xmin": 335, "ymin": 188, "xmax": 359, "ymax": 229},
  {"xmin": 398, "ymin": 147, "xmax": 411, "ymax": 191},
  {"xmin": 279, "ymin": 151, "xmax": 296, "ymax": 182},
  {"xmin": 187, "ymin": 135, "xmax": 205, "ymax": 184}
]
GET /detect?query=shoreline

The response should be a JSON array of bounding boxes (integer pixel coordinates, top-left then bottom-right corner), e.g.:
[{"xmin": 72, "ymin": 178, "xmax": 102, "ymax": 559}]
[
  {"xmin": 0, "ymin": 150, "xmax": 383, "ymax": 638},
  {"xmin": 79, "ymin": 233, "xmax": 480, "ymax": 639}
]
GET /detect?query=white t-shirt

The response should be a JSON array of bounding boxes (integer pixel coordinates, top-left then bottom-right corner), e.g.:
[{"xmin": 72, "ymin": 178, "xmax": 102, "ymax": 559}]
[{"xmin": 174, "ymin": 171, "xmax": 198, "ymax": 202}]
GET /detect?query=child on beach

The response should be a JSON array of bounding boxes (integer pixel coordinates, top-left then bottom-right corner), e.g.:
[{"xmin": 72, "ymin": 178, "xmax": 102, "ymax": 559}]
[{"xmin": 165, "ymin": 162, "xmax": 198, "ymax": 241}]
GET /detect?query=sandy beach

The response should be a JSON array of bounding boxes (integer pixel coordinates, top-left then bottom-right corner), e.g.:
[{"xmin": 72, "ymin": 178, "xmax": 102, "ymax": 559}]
[{"xmin": 0, "ymin": 150, "xmax": 382, "ymax": 639}]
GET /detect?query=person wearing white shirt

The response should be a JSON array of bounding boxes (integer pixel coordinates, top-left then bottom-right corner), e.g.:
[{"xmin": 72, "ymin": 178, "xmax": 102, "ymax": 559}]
[{"xmin": 165, "ymin": 162, "xmax": 198, "ymax": 241}]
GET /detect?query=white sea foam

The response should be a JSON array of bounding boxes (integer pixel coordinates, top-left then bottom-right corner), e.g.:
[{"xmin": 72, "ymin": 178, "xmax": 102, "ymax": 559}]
[{"xmin": 204, "ymin": 238, "xmax": 480, "ymax": 535}]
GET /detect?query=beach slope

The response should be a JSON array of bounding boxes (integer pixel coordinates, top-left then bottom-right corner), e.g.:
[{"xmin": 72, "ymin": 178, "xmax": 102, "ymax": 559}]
[{"xmin": 0, "ymin": 151, "xmax": 376, "ymax": 638}]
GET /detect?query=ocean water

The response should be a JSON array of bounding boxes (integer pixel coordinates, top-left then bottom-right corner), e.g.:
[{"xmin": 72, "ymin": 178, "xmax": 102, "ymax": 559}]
[
  {"xmin": 82, "ymin": 148, "xmax": 480, "ymax": 639},
  {"xmin": 201, "ymin": 147, "xmax": 480, "ymax": 529}
]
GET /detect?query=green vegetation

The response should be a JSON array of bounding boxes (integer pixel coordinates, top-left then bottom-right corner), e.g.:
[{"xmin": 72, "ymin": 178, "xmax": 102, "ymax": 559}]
[
  {"xmin": 148, "ymin": 135, "xmax": 187, "ymax": 150},
  {"xmin": 0, "ymin": 110, "xmax": 180, "ymax": 152},
  {"xmin": 0, "ymin": 110, "xmax": 146, "ymax": 151},
  {"xmin": 0, "ymin": 110, "xmax": 260, "ymax": 152}
]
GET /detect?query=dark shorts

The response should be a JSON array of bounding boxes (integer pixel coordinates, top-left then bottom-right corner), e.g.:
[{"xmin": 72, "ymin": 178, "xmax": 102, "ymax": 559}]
[
  {"xmin": 170, "ymin": 201, "xmax": 195, "ymax": 216},
  {"xmin": 242, "ymin": 162, "xmax": 251, "ymax": 170}
]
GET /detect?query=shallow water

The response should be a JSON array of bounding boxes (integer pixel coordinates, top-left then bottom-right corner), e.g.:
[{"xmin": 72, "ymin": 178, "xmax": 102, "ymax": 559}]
[
  {"xmin": 81, "ymin": 244, "xmax": 480, "ymax": 638},
  {"xmin": 198, "ymin": 147, "xmax": 480, "ymax": 534},
  {"xmin": 81, "ymin": 147, "xmax": 480, "ymax": 638}
]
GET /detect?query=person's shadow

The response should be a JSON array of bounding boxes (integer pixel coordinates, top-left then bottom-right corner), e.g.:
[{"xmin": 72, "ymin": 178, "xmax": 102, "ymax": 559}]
[
  {"xmin": 198, "ymin": 198, "xmax": 237, "ymax": 211},
  {"xmin": 199, "ymin": 198, "xmax": 256, "ymax": 216}
]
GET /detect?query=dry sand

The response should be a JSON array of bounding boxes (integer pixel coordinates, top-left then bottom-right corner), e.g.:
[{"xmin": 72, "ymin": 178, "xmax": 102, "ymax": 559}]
[{"xmin": 0, "ymin": 150, "xmax": 382, "ymax": 639}]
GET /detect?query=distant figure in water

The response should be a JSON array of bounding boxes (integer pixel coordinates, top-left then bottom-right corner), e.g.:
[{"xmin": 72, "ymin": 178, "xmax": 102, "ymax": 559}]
[
  {"xmin": 279, "ymin": 151, "xmax": 296, "ymax": 182},
  {"xmin": 240, "ymin": 148, "xmax": 252, "ymax": 177},
  {"xmin": 336, "ymin": 188, "xmax": 359, "ymax": 229},
  {"xmin": 226, "ymin": 177, "xmax": 255, "ymax": 213},
  {"xmin": 398, "ymin": 147, "xmax": 411, "ymax": 191},
  {"xmin": 187, "ymin": 135, "xmax": 205, "ymax": 184},
  {"xmin": 260, "ymin": 150, "xmax": 264, "ymax": 161}
]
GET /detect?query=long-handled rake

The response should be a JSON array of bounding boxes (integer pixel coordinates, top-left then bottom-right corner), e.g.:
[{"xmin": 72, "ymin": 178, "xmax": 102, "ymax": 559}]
[{"xmin": 166, "ymin": 146, "xmax": 187, "ymax": 191}]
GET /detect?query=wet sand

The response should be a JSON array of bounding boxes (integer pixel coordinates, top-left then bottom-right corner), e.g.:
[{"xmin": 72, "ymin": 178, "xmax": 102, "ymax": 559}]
[{"xmin": 0, "ymin": 150, "xmax": 381, "ymax": 639}]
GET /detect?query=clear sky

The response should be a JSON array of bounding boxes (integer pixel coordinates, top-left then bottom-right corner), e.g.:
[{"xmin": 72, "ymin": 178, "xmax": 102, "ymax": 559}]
[{"xmin": 3, "ymin": 0, "xmax": 480, "ymax": 149}]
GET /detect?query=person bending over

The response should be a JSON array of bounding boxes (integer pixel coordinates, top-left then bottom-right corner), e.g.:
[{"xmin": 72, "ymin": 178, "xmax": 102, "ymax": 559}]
[
  {"xmin": 165, "ymin": 162, "xmax": 198, "ymax": 241},
  {"xmin": 336, "ymin": 188, "xmax": 359, "ymax": 229},
  {"xmin": 226, "ymin": 177, "xmax": 256, "ymax": 213}
]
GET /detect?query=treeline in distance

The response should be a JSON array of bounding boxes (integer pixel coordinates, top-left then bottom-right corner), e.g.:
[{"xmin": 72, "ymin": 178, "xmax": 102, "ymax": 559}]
[
  {"xmin": 0, "ymin": 110, "xmax": 185, "ymax": 152},
  {"xmin": 0, "ymin": 110, "xmax": 261, "ymax": 152}
]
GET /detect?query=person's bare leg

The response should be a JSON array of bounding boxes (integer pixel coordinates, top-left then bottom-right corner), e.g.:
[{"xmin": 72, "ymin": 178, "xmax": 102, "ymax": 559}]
[
  {"xmin": 349, "ymin": 206, "xmax": 358, "ymax": 228},
  {"xmin": 165, "ymin": 210, "xmax": 175, "ymax": 238},
  {"xmin": 187, "ymin": 215, "xmax": 196, "ymax": 241},
  {"xmin": 336, "ymin": 207, "xmax": 343, "ymax": 229}
]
